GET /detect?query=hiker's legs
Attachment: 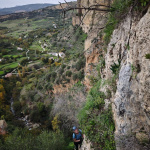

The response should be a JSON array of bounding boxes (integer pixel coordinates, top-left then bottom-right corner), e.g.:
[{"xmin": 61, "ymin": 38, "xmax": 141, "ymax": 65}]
[
  {"xmin": 74, "ymin": 142, "xmax": 79, "ymax": 150},
  {"xmin": 74, "ymin": 141, "xmax": 82, "ymax": 150},
  {"xmin": 80, "ymin": 139, "xmax": 83, "ymax": 147}
]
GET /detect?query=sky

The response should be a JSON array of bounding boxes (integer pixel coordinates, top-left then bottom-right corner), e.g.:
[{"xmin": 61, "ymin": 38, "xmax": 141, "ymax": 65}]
[{"xmin": 0, "ymin": 0, "xmax": 76, "ymax": 8}]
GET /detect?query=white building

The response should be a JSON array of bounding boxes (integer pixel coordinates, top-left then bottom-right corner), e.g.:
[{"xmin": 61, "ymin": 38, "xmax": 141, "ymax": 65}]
[
  {"xmin": 53, "ymin": 24, "xmax": 57, "ymax": 28},
  {"xmin": 48, "ymin": 52, "xmax": 65, "ymax": 58},
  {"xmin": 17, "ymin": 47, "xmax": 23, "ymax": 51},
  {"xmin": 48, "ymin": 53, "xmax": 59, "ymax": 57},
  {"xmin": 58, "ymin": 52, "xmax": 65, "ymax": 58}
]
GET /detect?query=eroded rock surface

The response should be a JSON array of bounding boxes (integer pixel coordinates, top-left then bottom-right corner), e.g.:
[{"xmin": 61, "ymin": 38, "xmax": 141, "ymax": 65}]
[{"xmin": 106, "ymin": 7, "xmax": 150, "ymax": 150}]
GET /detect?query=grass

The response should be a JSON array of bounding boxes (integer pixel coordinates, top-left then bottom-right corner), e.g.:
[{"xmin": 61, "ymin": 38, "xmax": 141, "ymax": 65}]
[
  {"xmin": 3, "ymin": 55, "xmax": 23, "ymax": 58},
  {"xmin": 0, "ymin": 71, "xmax": 4, "ymax": 75},
  {"xmin": 30, "ymin": 44, "xmax": 43, "ymax": 51},
  {"xmin": 0, "ymin": 18, "xmax": 52, "ymax": 38},
  {"xmin": 0, "ymin": 62, "xmax": 18, "ymax": 70},
  {"xmin": 7, "ymin": 62, "xmax": 19, "ymax": 68}
]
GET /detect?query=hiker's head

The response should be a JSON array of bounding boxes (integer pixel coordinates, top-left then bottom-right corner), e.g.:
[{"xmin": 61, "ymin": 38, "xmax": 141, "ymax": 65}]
[{"xmin": 73, "ymin": 126, "xmax": 79, "ymax": 133}]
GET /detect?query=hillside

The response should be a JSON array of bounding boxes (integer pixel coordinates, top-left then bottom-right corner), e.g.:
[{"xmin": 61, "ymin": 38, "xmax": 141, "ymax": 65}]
[
  {"xmin": 0, "ymin": 1, "xmax": 85, "ymax": 149},
  {"xmin": 0, "ymin": 4, "xmax": 55, "ymax": 15},
  {"xmin": 0, "ymin": 2, "xmax": 76, "ymax": 22}
]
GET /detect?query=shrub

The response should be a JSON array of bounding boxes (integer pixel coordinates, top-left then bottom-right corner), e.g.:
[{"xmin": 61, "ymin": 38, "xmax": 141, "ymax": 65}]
[
  {"xmin": 110, "ymin": 60, "xmax": 121, "ymax": 74},
  {"xmin": 104, "ymin": 0, "xmax": 149, "ymax": 45},
  {"xmin": 66, "ymin": 71, "xmax": 72, "ymax": 77},
  {"xmin": 66, "ymin": 78, "xmax": 70, "ymax": 83},
  {"xmin": 30, "ymin": 108, "xmax": 41, "ymax": 123},
  {"xmin": 59, "ymin": 68, "xmax": 64, "ymax": 74},
  {"xmin": 78, "ymin": 70, "xmax": 84, "ymax": 81},
  {"xmin": 1, "ymin": 49, "xmax": 8, "ymax": 55},
  {"xmin": 55, "ymin": 62, "xmax": 61, "ymax": 66},
  {"xmin": 104, "ymin": 0, "xmax": 132, "ymax": 45},
  {"xmin": 140, "ymin": 0, "xmax": 149, "ymax": 6},
  {"xmin": 51, "ymin": 72, "xmax": 57, "ymax": 78},
  {"xmin": 61, "ymin": 64, "xmax": 66, "ymax": 69},
  {"xmin": 2, "ymin": 128, "xmax": 67, "ymax": 150},
  {"xmin": 89, "ymin": 75, "xmax": 98, "ymax": 85},
  {"xmin": 73, "ymin": 73, "xmax": 78, "ymax": 81},
  {"xmin": 67, "ymin": 66, "xmax": 70, "ymax": 69},
  {"xmin": 20, "ymin": 58, "xmax": 29, "ymax": 66},
  {"xmin": 34, "ymin": 94, "xmax": 41, "ymax": 102},
  {"xmin": 145, "ymin": 53, "xmax": 150, "ymax": 59},
  {"xmin": 13, "ymin": 101, "xmax": 22, "ymax": 117},
  {"xmin": 11, "ymin": 120, "xmax": 25, "ymax": 128},
  {"xmin": 75, "ymin": 58, "xmax": 85, "ymax": 71},
  {"xmin": 55, "ymin": 78, "xmax": 60, "ymax": 84},
  {"xmin": 78, "ymin": 80, "xmax": 115, "ymax": 149}
]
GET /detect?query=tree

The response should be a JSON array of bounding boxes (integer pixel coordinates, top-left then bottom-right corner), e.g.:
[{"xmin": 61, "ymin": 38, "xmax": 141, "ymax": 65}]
[
  {"xmin": 51, "ymin": 114, "xmax": 60, "ymax": 132},
  {"xmin": 73, "ymin": 73, "xmax": 78, "ymax": 81},
  {"xmin": 20, "ymin": 58, "xmax": 28, "ymax": 66},
  {"xmin": 66, "ymin": 71, "xmax": 72, "ymax": 77},
  {"xmin": 18, "ymin": 70, "xmax": 22, "ymax": 78},
  {"xmin": 13, "ymin": 101, "xmax": 22, "ymax": 116},
  {"xmin": 41, "ymin": 57, "xmax": 48, "ymax": 64},
  {"xmin": 0, "ymin": 84, "xmax": 6, "ymax": 105}
]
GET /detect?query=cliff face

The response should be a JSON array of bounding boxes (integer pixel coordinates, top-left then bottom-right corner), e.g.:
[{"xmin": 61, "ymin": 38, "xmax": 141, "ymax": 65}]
[
  {"xmin": 74, "ymin": 0, "xmax": 150, "ymax": 149},
  {"xmin": 72, "ymin": 0, "xmax": 109, "ymax": 89},
  {"xmin": 108, "ymin": 8, "xmax": 150, "ymax": 150}
]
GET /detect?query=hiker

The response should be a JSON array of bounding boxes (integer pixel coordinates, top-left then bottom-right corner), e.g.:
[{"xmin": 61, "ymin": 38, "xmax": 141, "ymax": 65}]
[{"xmin": 73, "ymin": 126, "xmax": 84, "ymax": 150}]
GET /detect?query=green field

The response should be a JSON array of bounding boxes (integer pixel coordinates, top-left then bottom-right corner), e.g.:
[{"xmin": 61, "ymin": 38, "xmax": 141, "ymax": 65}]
[
  {"xmin": 0, "ymin": 62, "xmax": 18, "ymax": 70},
  {"xmin": 0, "ymin": 18, "xmax": 54, "ymax": 38},
  {"xmin": 3, "ymin": 55, "xmax": 23, "ymax": 58},
  {"xmin": 30, "ymin": 43, "xmax": 43, "ymax": 51}
]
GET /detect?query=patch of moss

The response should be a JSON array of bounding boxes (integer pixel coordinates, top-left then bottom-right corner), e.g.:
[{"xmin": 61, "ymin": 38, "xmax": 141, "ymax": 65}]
[{"xmin": 145, "ymin": 53, "xmax": 150, "ymax": 59}]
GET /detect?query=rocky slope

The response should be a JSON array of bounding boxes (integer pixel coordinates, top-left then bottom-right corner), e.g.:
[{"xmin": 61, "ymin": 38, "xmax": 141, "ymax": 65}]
[{"xmin": 73, "ymin": 0, "xmax": 150, "ymax": 149}]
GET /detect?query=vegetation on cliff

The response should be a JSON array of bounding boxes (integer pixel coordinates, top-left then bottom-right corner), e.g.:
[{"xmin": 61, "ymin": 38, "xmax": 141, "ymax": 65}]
[
  {"xmin": 78, "ymin": 79, "xmax": 115, "ymax": 149},
  {"xmin": 104, "ymin": 0, "xmax": 150, "ymax": 44}
]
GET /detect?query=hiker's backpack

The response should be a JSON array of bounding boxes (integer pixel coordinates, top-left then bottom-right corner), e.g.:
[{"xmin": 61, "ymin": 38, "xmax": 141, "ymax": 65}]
[{"xmin": 73, "ymin": 130, "xmax": 83, "ymax": 141}]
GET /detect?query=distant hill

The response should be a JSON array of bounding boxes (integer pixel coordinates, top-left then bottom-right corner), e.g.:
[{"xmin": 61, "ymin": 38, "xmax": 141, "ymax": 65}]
[
  {"xmin": 0, "ymin": 2, "xmax": 77, "ymax": 22},
  {"xmin": 0, "ymin": 4, "xmax": 55, "ymax": 15}
]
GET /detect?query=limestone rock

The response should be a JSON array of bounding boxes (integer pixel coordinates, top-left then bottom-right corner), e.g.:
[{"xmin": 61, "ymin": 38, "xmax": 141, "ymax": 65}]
[
  {"xmin": 0, "ymin": 120, "xmax": 7, "ymax": 135},
  {"xmin": 106, "ymin": 7, "xmax": 150, "ymax": 150},
  {"xmin": 136, "ymin": 132, "xmax": 149, "ymax": 144},
  {"xmin": 75, "ymin": 0, "xmax": 150, "ymax": 149}
]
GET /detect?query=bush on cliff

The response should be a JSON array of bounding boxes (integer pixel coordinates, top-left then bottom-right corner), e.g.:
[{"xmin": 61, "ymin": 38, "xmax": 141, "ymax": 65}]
[{"xmin": 78, "ymin": 80, "xmax": 116, "ymax": 149}]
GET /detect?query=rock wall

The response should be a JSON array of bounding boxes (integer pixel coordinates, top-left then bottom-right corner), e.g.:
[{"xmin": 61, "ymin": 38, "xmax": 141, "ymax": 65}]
[
  {"xmin": 74, "ymin": 0, "xmax": 150, "ymax": 149},
  {"xmin": 73, "ymin": 0, "xmax": 109, "ymax": 89},
  {"xmin": 81, "ymin": 136, "xmax": 94, "ymax": 150},
  {"xmin": 106, "ymin": 7, "xmax": 150, "ymax": 150}
]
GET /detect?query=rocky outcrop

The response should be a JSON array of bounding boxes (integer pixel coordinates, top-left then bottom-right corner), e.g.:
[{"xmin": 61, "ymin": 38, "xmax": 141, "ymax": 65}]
[
  {"xmin": 75, "ymin": 0, "xmax": 150, "ymax": 149},
  {"xmin": 0, "ymin": 120, "xmax": 7, "ymax": 135},
  {"xmin": 72, "ymin": 0, "xmax": 110, "ymax": 33},
  {"xmin": 73, "ymin": 0, "xmax": 108, "ymax": 89},
  {"xmin": 107, "ymin": 8, "xmax": 150, "ymax": 150},
  {"xmin": 81, "ymin": 136, "xmax": 94, "ymax": 150}
]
